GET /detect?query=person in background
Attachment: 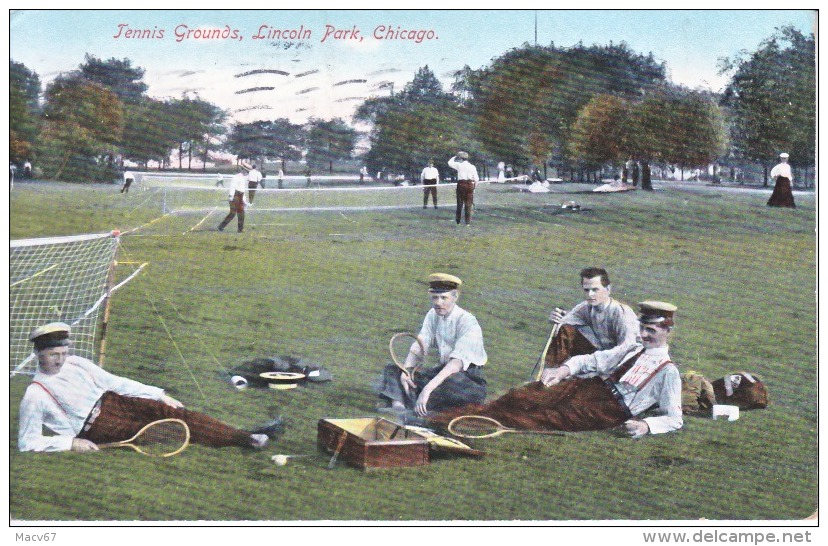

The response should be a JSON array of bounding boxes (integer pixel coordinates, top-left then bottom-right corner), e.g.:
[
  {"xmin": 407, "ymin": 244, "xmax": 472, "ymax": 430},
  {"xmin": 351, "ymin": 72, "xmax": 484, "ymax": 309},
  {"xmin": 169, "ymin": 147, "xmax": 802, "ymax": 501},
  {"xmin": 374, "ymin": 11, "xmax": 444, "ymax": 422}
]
[
  {"xmin": 447, "ymin": 151, "xmax": 479, "ymax": 226},
  {"xmin": 420, "ymin": 159, "xmax": 440, "ymax": 209}
]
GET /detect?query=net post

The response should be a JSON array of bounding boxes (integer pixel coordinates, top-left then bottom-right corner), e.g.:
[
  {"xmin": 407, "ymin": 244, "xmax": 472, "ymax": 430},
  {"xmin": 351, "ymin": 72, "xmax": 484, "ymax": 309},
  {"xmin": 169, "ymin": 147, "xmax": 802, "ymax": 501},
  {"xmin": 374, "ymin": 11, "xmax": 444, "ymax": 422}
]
[{"xmin": 97, "ymin": 231, "xmax": 120, "ymax": 368}]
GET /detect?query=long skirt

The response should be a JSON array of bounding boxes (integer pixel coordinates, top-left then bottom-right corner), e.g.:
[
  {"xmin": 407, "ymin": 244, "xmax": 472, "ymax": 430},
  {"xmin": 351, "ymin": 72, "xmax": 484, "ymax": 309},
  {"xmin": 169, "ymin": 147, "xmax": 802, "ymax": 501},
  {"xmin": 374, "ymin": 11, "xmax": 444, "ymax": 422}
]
[{"xmin": 767, "ymin": 176, "xmax": 796, "ymax": 208}]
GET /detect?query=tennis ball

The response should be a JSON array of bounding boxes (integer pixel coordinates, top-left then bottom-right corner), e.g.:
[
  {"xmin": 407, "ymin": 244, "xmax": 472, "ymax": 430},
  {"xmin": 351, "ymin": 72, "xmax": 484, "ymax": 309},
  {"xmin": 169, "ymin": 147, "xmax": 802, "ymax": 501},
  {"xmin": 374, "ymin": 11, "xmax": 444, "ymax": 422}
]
[{"xmin": 271, "ymin": 454, "xmax": 288, "ymax": 466}]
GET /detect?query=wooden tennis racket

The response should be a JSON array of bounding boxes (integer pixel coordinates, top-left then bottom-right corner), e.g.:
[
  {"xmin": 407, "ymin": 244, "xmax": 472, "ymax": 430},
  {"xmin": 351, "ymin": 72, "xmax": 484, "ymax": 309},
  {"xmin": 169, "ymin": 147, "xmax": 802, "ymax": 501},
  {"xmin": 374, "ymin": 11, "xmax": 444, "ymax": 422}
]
[
  {"xmin": 98, "ymin": 418, "xmax": 190, "ymax": 457},
  {"xmin": 327, "ymin": 430, "xmax": 349, "ymax": 469},
  {"xmin": 531, "ymin": 322, "xmax": 561, "ymax": 382},
  {"xmin": 447, "ymin": 415, "xmax": 567, "ymax": 439},
  {"xmin": 389, "ymin": 332, "xmax": 426, "ymax": 403}
]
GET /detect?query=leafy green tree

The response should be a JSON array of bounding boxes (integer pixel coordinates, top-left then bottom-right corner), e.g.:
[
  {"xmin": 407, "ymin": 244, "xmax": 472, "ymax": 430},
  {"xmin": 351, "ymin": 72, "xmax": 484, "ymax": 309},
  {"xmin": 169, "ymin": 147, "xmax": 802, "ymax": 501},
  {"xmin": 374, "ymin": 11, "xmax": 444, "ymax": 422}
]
[
  {"xmin": 719, "ymin": 26, "xmax": 815, "ymax": 184},
  {"xmin": 305, "ymin": 118, "xmax": 358, "ymax": 173},
  {"xmin": 10, "ymin": 60, "xmax": 42, "ymax": 162},
  {"xmin": 225, "ymin": 118, "xmax": 306, "ymax": 170},
  {"xmin": 566, "ymin": 94, "xmax": 628, "ymax": 171},
  {"xmin": 624, "ymin": 89, "xmax": 727, "ymax": 190},
  {"xmin": 166, "ymin": 96, "xmax": 226, "ymax": 170},
  {"xmin": 120, "ymin": 98, "xmax": 181, "ymax": 167},
  {"xmin": 79, "ymin": 54, "xmax": 148, "ymax": 104},
  {"xmin": 356, "ymin": 65, "xmax": 478, "ymax": 179},
  {"xmin": 37, "ymin": 75, "xmax": 123, "ymax": 181},
  {"xmin": 474, "ymin": 43, "xmax": 666, "ymax": 173},
  {"xmin": 364, "ymin": 103, "xmax": 474, "ymax": 181}
]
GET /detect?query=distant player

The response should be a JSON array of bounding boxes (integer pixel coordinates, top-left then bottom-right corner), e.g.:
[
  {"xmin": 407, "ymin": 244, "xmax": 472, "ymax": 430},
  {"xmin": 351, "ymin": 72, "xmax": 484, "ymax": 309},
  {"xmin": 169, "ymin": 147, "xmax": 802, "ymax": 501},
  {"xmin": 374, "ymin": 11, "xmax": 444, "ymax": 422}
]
[
  {"xmin": 247, "ymin": 164, "xmax": 262, "ymax": 204},
  {"xmin": 216, "ymin": 173, "xmax": 225, "ymax": 187},
  {"xmin": 120, "ymin": 171, "xmax": 135, "ymax": 193},
  {"xmin": 447, "ymin": 151, "xmax": 479, "ymax": 226},
  {"xmin": 218, "ymin": 166, "xmax": 249, "ymax": 233},
  {"xmin": 420, "ymin": 160, "xmax": 439, "ymax": 209}
]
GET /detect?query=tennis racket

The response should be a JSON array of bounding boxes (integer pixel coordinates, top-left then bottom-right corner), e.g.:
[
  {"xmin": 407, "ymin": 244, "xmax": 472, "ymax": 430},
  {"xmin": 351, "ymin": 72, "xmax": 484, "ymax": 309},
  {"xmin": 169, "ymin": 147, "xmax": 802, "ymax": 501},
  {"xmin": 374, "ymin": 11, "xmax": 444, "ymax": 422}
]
[
  {"xmin": 390, "ymin": 332, "xmax": 426, "ymax": 403},
  {"xmin": 530, "ymin": 322, "xmax": 561, "ymax": 382},
  {"xmin": 447, "ymin": 415, "xmax": 567, "ymax": 439},
  {"xmin": 327, "ymin": 430, "xmax": 349, "ymax": 469},
  {"xmin": 98, "ymin": 418, "xmax": 190, "ymax": 457}
]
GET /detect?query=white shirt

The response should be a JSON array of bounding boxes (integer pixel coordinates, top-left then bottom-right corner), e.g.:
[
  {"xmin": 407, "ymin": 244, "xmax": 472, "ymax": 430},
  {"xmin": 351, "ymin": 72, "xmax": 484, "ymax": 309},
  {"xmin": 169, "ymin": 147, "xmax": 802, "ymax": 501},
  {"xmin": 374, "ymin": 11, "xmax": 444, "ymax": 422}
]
[
  {"xmin": 247, "ymin": 169, "xmax": 263, "ymax": 184},
  {"xmin": 615, "ymin": 346, "xmax": 683, "ymax": 435},
  {"xmin": 447, "ymin": 156, "xmax": 479, "ymax": 182},
  {"xmin": 418, "ymin": 305, "xmax": 487, "ymax": 370},
  {"xmin": 18, "ymin": 355, "xmax": 166, "ymax": 452},
  {"xmin": 123, "ymin": 171, "xmax": 134, "ymax": 181},
  {"xmin": 420, "ymin": 166, "xmax": 440, "ymax": 182},
  {"xmin": 561, "ymin": 298, "xmax": 642, "ymax": 377},
  {"xmin": 770, "ymin": 161, "xmax": 793, "ymax": 181},
  {"xmin": 228, "ymin": 172, "xmax": 248, "ymax": 199}
]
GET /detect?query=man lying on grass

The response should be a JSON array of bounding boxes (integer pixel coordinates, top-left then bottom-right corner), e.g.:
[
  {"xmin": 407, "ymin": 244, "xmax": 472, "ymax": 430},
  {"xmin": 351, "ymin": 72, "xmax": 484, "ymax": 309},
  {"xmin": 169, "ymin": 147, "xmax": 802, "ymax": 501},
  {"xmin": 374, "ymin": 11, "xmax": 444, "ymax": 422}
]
[
  {"xmin": 433, "ymin": 302, "xmax": 682, "ymax": 438},
  {"xmin": 18, "ymin": 322, "xmax": 282, "ymax": 452}
]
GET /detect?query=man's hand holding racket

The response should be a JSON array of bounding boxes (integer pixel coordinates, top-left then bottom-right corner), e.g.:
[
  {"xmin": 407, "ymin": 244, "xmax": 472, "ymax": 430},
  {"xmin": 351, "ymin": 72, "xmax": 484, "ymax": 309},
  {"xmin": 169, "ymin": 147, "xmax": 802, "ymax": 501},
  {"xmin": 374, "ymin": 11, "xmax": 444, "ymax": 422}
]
[
  {"xmin": 71, "ymin": 438, "xmax": 99, "ymax": 452},
  {"xmin": 390, "ymin": 333, "xmax": 425, "ymax": 405},
  {"xmin": 548, "ymin": 306, "xmax": 568, "ymax": 324},
  {"xmin": 540, "ymin": 365, "xmax": 570, "ymax": 387}
]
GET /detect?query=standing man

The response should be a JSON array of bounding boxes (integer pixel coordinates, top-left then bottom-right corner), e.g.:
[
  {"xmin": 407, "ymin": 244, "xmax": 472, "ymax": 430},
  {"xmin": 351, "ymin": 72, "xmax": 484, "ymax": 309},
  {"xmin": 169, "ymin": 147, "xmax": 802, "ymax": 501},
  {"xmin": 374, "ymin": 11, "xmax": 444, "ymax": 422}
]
[
  {"xmin": 218, "ymin": 166, "xmax": 249, "ymax": 232},
  {"xmin": 767, "ymin": 152, "xmax": 796, "ymax": 208},
  {"xmin": 18, "ymin": 322, "xmax": 281, "ymax": 452},
  {"xmin": 10, "ymin": 162, "xmax": 17, "ymax": 189},
  {"xmin": 377, "ymin": 273, "xmax": 488, "ymax": 418},
  {"xmin": 433, "ymin": 302, "xmax": 682, "ymax": 438},
  {"xmin": 420, "ymin": 159, "xmax": 440, "ymax": 209},
  {"xmin": 120, "ymin": 170, "xmax": 135, "ymax": 193},
  {"xmin": 247, "ymin": 163, "xmax": 263, "ymax": 204},
  {"xmin": 537, "ymin": 267, "xmax": 640, "ymax": 385},
  {"xmin": 359, "ymin": 165, "xmax": 368, "ymax": 185},
  {"xmin": 215, "ymin": 172, "xmax": 225, "ymax": 187},
  {"xmin": 23, "ymin": 160, "xmax": 32, "ymax": 179},
  {"xmin": 447, "ymin": 151, "xmax": 479, "ymax": 225}
]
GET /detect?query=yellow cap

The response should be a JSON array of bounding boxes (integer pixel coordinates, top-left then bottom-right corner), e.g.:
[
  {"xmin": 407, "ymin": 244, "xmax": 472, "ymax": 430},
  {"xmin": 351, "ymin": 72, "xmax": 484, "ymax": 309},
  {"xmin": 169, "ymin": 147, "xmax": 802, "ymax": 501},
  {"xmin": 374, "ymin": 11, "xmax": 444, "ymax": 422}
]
[
  {"xmin": 29, "ymin": 322, "xmax": 71, "ymax": 350},
  {"xmin": 638, "ymin": 301, "xmax": 677, "ymax": 326},
  {"xmin": 428, "ymin": 273, "xmax": 462, "ymax": 292}
]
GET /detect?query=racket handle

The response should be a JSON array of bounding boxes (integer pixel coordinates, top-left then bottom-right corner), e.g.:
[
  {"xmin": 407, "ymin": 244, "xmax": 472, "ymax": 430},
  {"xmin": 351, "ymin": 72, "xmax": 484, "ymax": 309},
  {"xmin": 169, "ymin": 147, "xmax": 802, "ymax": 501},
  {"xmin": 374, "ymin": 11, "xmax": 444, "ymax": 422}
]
[{"xmin": 327, "ymin": 431, "xmax": 348, "ymax": 469}]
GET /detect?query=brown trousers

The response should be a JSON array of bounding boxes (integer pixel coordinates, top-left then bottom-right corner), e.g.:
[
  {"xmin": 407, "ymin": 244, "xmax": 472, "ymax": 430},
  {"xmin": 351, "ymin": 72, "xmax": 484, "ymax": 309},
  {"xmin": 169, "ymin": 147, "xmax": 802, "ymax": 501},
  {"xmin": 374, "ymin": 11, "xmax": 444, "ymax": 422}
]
[
  {"xmin": 77, "ymin": 392, "xmax": 253, "ymax": 448},
  {"xmin": 218, "ymin": 191, "xmax": 246, "ymax": 232},
  {"xmin": 431, "ymin": 324, "xmax": 632, "ymax": 432},
  {"xmin": 455, "ymin": 181, "xmax": 475, "ymax": 224}
]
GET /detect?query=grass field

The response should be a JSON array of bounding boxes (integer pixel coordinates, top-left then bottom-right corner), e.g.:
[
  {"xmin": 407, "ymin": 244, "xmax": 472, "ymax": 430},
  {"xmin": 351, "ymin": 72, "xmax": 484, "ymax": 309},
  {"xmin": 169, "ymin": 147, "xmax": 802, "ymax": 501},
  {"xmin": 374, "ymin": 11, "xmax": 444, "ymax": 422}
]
[{"xmin": 8, "ymin": 179, "xmax": 817, "ymax": 522}]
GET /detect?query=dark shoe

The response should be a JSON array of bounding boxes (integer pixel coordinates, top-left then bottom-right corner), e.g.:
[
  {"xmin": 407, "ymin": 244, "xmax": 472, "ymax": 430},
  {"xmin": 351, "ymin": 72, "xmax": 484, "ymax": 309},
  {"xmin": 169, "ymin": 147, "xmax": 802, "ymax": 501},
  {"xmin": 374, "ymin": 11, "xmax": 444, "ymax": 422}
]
[
  {"xmin": 252, "ymin": 416, "xmax": 285, "ymax": 439},
  {"xmin": 217, "ymin": 226, "xmax": 224, "ymax": 232}
]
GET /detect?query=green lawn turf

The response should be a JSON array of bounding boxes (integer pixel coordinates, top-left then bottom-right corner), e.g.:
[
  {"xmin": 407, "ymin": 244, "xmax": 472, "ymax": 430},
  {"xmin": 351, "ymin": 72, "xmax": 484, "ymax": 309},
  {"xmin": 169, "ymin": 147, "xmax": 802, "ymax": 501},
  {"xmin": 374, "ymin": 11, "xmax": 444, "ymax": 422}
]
[{"xmin": 9, "ymin": 180, "xmax": 816, "ymax": 521}]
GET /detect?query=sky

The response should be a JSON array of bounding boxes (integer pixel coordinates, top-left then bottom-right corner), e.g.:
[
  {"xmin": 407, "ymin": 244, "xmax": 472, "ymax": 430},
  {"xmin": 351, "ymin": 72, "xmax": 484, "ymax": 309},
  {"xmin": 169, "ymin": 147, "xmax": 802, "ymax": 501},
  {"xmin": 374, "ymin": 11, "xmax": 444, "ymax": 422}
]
[{"xmin": 8, "ymin": 9, "xmax": 817, "ymax": 126}]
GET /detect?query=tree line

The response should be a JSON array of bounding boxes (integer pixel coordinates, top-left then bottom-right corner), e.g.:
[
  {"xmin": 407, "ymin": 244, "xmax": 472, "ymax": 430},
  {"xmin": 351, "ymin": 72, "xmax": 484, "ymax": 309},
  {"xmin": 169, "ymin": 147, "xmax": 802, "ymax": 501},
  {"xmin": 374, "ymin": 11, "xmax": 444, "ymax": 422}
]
[{"xmin": 9, "ymin": 26, "xmax": 814, "ymax": 187}]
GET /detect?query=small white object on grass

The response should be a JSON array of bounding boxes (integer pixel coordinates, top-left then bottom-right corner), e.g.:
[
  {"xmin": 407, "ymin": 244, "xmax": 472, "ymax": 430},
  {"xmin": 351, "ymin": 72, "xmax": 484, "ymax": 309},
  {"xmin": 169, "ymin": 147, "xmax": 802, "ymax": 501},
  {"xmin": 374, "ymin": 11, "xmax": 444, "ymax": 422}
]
[
  {"xmin": 712, "ymin": 405, "xmax": 740, "ymax": 421},
  {"xmin": 271, "ymin": 454, "xmax": 289, "ymax": 466}
]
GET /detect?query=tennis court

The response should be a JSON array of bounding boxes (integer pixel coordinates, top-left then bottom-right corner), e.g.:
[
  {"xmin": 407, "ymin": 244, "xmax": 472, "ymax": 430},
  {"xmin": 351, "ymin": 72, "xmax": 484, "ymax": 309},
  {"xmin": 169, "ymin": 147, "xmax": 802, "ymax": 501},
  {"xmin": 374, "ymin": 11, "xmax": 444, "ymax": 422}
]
[{"xmin": 9, "ymin": 178, "xmax": 817, "ymax": 522}]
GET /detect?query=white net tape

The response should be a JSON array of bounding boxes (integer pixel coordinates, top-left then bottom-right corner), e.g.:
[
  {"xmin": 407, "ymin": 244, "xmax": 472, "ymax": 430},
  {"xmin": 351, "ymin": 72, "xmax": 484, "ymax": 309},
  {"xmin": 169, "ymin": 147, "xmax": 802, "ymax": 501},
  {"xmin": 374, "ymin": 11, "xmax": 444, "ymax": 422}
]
[
  {"xmin": 10, "ymin": 232, "xmax": 119, "ymax": 376},
  {"xmin": 154, "ymin": 180, "xmax": 506, "ymax": 214}
]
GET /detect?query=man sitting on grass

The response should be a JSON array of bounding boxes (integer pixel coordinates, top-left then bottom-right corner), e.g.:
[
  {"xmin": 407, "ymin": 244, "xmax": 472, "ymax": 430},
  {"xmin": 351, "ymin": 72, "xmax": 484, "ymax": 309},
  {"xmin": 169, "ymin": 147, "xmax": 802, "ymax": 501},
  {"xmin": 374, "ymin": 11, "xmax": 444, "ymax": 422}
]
[
  {"xmin": 377, "ymin": 273, "xmax": 488, "ymax": 420},
  {"xmin": 18, "ymin": 322, "xmax": 282, "ymax": 452},
  {"xmin": 538, "ymin": 267, "xmax": 641, "ymax": 386},
  {"xmin": 433, "ymin": 302, "xmax": 683, "ymax": 438}
]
